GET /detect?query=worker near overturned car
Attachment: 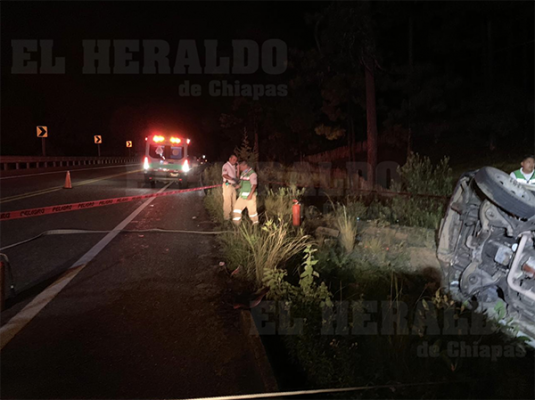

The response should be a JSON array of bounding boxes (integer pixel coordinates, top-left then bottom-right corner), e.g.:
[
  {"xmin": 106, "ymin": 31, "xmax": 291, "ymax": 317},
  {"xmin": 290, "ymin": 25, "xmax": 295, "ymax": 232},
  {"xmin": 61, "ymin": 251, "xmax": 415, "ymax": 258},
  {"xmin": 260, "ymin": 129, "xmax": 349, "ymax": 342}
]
[{"xmin": 510, "ymin": 155, "xmax": 535, "ymax": 186}]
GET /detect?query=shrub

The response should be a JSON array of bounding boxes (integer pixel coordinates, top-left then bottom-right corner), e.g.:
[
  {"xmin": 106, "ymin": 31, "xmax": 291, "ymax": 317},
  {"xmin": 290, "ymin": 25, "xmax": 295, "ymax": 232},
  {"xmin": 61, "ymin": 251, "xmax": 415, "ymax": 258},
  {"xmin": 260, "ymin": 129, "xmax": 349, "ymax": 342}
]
[
  {"xmin": 398, "ymin": 152, "xmax": 453, "ymax": 196},
  {"xmin": 345, "ymin": 198, "xmax": 368, "ymax": 220},
  {"xmin": 331, "ymin": 204, "xmax": 358, "ymax": 254},
  {"xmin": 321, "ymin": 198, "xmax": 366, "ymax": 256},
  {"xmin": 234, "ymin": 131, "xmax": 258, "ymax": 167},
  {"xmin": 264, "ymin": 185, "xmax": 306, "ymax": 222},
  {"xmin": 363, "ymin": 153, "xmax": 453, "ymax": 229},
  {"xmin": 202, "ymin": 162, "xmax": 224, "ymax": 185},
  {"xmin": 203, "ymin": 186, "xmax": 224, "ymax": 224},
  {"xmin": 279, "ymin": 263, "xmax": 533, "ymax": 397},
  {"xmin": 263, "ymin": 245, "xmax": 333, "ymax": 306},
  {"xmin": 220, "ymin": 219, "xmax": 313, "ymax": 287},
  {"xmin": 389, "ymin": 194, "xmax": 446, "ymax": 228},
  {"xmin": 218, "ymin": 224, "xmax": 254, "ymax": 273},
  {"xmin": 242, "ymin": 219, "xmax": 312, "ymax": 287},
  {"xmin": 257, "ymin": 162, "xmax": 288, "ymax": 183}
]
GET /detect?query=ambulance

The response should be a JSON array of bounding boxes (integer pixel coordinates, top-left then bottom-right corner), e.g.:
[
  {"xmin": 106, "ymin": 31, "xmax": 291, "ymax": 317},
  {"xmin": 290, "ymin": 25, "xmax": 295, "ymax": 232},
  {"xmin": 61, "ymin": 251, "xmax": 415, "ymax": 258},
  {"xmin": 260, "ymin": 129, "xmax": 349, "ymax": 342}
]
[{"xmin": 143, "ymin": 134, "xmax": 191, "ymax": 188}]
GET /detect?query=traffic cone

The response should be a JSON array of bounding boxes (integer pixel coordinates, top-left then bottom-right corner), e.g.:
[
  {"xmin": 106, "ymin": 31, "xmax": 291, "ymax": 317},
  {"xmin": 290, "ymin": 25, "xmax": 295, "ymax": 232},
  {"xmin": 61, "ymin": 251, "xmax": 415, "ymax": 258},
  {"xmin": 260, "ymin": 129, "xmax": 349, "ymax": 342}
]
[{"xmin": 64, "ymin": 171, "xmax": 72, "ymax": 189}]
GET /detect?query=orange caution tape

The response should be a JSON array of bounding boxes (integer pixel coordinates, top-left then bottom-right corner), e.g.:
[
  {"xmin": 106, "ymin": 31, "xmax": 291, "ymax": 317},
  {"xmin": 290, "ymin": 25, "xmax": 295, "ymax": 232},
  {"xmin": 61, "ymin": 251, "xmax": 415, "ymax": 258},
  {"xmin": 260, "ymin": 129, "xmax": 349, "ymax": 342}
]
[{"xmin": 0, "ymin": 185, "xmax": 219, "ymax": 221}]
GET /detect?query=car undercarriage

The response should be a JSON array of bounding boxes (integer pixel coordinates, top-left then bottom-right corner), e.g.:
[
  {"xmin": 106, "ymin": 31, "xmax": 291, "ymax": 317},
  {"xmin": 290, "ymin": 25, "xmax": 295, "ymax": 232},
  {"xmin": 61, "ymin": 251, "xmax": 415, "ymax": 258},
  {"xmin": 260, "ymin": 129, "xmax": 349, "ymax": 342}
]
[{"xmin": 437, "ymin": 167, "xmax": 535, "ymax": 342}]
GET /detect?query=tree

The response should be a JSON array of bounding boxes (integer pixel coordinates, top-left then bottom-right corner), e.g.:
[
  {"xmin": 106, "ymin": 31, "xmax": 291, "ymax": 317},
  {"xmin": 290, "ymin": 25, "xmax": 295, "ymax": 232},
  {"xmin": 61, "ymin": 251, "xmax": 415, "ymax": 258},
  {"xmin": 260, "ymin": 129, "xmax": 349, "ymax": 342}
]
[
  {"xmin": 310, "ymin": 1, "xmax": 380, "ymax": 184},
  {"xmin": 220, "ymin": 97, "xmax": 263, "ymax": 163},
  {"xmin": 234, "ymin": 129, "xmax": 257, "ymax": 167}
]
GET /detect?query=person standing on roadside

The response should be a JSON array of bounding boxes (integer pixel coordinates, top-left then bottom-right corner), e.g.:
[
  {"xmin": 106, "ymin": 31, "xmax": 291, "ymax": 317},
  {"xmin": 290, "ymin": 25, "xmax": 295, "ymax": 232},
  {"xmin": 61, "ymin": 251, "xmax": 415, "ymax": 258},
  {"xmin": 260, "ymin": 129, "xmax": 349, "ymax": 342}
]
[
  {"xmin": 222, "ymin": 154, "xmax": 239, "ymax": 221},
  {"xmin": 232, "ymin": 160, "xmax": 259, "ymax": 225}
]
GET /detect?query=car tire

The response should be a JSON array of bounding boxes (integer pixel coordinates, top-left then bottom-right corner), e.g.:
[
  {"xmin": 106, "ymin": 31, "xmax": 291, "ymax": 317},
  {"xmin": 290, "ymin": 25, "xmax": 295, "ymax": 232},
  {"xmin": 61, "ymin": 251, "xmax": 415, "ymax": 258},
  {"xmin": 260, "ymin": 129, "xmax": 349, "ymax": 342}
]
[
  {"xmin": 150, "ymin": 180, "xmax": 156, "ymax": 189},
  {"xmin": 474, "ymin": 166, "xmax": 535, "ymax": 219}
]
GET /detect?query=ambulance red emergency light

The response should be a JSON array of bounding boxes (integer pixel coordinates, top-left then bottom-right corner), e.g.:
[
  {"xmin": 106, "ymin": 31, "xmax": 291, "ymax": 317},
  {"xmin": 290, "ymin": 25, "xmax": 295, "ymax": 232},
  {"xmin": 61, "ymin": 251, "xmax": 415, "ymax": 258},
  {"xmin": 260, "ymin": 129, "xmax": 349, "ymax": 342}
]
[{"xmin": 143, "ymin": 133, "xmax": 191, "ymax": 188}]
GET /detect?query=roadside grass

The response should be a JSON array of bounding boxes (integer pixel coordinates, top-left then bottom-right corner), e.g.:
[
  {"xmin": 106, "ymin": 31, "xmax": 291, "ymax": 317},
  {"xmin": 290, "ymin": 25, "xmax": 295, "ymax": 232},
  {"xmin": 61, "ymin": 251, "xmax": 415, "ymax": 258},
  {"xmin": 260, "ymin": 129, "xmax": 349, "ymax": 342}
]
[
  {"xmin": 204, "ymin": 153, "xmax": 534, "ymax": 399},
  {"xmin": 265, "ymin": 247, "xmax": 533, "ymax": 399},
  {"xmin": 202, "ymin": 162, "xmax": 224, "ymax": 185},
  {"xmin": 323, "ymin": 202, "xmax": 359, "ymax": 255},
  {"xmin": 263, "ymin": 185, "xmax": 306, "ymax": 223},
  {"xmin": 370, "ymin": 153, "xmax": 452, "ymax": 229},
  {"xmin": 257, "ymin": 162, "xmax": 288, "ymax": 184},
  {"xmin": 318, "ymin": 153, "xmax": 453, "ymax": 230},
  {"xmin": 203, "ymin": 186, "xmax": 224, "ymax": 225},
  {"xmin": 218, "ymin": 222, "xmax": 253, "ymax": 274},
  {"xmin": 219, "ymin": 219, "xmax": 313, "ymax": 287}
]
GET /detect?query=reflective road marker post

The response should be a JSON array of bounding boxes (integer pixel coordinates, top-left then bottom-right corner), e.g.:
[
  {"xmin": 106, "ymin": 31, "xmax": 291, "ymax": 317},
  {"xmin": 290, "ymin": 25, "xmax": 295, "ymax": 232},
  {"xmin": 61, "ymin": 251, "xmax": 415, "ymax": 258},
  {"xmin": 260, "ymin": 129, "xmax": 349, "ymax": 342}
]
[
  {"xmin": 37, "ymin": 126, "xmax": 48, "ymax": 156},
  {"xmin": 94, "ymin": 135, "xmax": 102, "ymax": 156}
]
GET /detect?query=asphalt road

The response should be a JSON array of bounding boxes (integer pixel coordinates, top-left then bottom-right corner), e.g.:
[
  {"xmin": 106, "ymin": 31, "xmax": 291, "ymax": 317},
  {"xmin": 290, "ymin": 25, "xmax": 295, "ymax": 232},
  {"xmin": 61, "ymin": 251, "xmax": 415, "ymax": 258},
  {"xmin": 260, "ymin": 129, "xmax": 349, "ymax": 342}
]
[{"xmin": 0, "ymin": 165, "xmax": 269, "ymax": 398}]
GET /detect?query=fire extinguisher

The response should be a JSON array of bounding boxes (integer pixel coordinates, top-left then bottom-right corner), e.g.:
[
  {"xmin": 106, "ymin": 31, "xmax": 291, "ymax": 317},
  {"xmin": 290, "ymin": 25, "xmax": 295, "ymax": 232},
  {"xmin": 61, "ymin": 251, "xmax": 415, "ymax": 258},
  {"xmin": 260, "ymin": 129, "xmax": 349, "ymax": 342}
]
[{"xmin": 292, "ymin": 199, "xmax": 301, "ymax": 227}]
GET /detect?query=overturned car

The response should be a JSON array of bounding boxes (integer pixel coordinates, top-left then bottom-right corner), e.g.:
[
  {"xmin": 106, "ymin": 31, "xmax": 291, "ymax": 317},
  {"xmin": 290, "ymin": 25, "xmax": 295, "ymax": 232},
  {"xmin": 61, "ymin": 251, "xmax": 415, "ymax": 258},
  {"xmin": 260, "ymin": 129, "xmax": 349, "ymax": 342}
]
[{"xmin": 437, "ymin": 167, "xmax": 535, "ymax": 340}]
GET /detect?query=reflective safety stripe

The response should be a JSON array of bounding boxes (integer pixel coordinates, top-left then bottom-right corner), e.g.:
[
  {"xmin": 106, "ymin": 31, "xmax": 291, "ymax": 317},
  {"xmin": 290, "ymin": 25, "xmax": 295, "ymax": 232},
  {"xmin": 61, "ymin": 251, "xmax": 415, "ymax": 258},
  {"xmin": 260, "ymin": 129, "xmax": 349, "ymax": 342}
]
[
  {"xmin": 239, "ymin": 168, "xmax": 255, "ymax": 199},
  {"xmin": 253, "ymin": 221, "xmax": 259, "ymax": 224},
  {"xmin": 232, "ymin": 217, "xmax": 241, "ymax": 220},
  {"xmin": 233, "ymin": 209, "xmax": 242, "ymax": 213},
  {"xmin": 249, "ymin": 213, "xmax": 258, "ymax": 217},
  {"xmin": 513, "ymin": 169, "xmax": 535, "ymax": 184}
]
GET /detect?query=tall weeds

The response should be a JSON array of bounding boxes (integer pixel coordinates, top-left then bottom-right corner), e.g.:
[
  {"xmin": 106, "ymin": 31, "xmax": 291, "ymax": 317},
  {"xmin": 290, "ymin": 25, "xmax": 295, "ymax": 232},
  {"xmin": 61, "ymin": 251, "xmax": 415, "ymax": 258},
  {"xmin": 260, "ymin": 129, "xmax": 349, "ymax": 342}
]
[
  {"xmin": 203, "ymin": 186, "xmax": 224, "ymax": 224},
  {"xmin": 202, "ymin": 162, "xmax": 224, "ymax": 185},
  {"xmin": 264, "ymin": 185, "xmax": 305, "ymax": 222},
  {"xmin": 362, "ymin": 153, "xmax": 453, "ymax": 229},
  {"xmin": 324, "ymin": 201, "xmax": 359, "ymax": 254},
  {"xmin": 240, "ymin": 220, "xmax": 312, "ymax": 287}
]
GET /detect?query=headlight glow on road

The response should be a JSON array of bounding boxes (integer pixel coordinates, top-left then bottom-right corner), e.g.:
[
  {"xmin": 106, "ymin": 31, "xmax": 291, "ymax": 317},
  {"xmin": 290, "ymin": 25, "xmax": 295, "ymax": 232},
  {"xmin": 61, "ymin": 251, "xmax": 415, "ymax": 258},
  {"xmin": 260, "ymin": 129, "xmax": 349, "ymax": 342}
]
[{"xmin": 182, "ymin": 159, "xmax": 190, "ymax": 172}]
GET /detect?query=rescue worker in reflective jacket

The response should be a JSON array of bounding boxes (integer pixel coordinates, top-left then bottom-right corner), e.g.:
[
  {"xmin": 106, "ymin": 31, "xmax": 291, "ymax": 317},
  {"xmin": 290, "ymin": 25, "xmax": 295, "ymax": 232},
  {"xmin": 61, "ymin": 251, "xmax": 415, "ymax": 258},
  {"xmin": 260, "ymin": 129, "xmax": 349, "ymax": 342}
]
[
  {"xmin": 222, "ymin": 154, "xmax": 239, "ymax": 221},
  {"xmin": 510, "ymin": 155, "xmax": 535, "ymax": 186},
  {"xmin": 232, "ymin": 160, "xmax": 259, "ymax": 225}
]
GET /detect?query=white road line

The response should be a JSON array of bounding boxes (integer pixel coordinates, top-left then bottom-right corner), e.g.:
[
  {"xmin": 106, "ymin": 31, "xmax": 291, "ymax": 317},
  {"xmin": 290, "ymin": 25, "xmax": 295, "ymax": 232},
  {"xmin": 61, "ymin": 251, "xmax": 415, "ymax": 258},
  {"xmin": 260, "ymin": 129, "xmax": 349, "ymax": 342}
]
[
  {"xmin": 0, "ymin": 183, "xmax": 172, "ymax": 351},
  {"xmin": 0, "ymin": 164, "xmax": 139, "ymax": 180}
]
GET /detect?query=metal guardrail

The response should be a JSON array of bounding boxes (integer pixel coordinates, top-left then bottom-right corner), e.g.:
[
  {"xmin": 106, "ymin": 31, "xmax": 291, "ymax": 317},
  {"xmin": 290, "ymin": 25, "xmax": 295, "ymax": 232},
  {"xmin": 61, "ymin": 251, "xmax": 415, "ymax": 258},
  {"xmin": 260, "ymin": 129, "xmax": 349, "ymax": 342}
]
[{"xmin": 0, "ymin": 156, "xmax": 138, "ymax": 172}]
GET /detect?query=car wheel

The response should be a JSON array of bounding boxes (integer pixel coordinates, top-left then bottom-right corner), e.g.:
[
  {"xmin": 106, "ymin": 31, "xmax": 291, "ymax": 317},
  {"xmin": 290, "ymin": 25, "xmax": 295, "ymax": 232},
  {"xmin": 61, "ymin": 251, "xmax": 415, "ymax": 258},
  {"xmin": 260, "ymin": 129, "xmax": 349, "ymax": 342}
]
[
  {"xmin": 150, "ymin": 180, "xmax": 156, "ymax": 189},
  {"xmin": 436, "ymin": 175, "xmax": 474, "ymax": 301},
  {"xmin": 474, "ymin": 167, "xmax": 535, "ymax": 219},
  {"xmin": 179, "ymin": 180, "xmax": 189, "ymax": 189}
]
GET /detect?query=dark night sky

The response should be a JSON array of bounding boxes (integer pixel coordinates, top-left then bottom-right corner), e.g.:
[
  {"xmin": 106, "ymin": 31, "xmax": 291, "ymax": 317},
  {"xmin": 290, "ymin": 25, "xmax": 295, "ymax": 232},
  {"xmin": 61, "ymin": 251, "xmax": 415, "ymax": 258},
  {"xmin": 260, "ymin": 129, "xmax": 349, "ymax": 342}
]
[
  {"xmin": 1, "ymin": 1, "xmax": 324, "ymax": 157},
  {"xmin": 0, "ymin": 0, "xmax": 535, "ymax": 162}
]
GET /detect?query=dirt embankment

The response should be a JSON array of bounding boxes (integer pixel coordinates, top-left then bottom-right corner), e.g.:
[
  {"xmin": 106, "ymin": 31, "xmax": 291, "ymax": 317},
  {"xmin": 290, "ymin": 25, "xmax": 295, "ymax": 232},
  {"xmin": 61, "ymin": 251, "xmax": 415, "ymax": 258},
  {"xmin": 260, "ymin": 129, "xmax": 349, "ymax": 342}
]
[{"xmin": 358, "ymin": 222, "xmax": 440, "ymax": 271}]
